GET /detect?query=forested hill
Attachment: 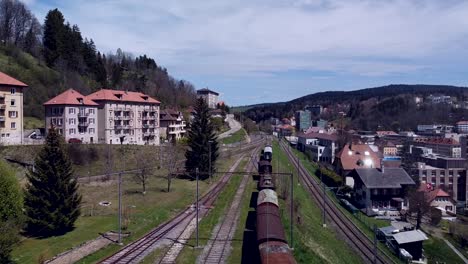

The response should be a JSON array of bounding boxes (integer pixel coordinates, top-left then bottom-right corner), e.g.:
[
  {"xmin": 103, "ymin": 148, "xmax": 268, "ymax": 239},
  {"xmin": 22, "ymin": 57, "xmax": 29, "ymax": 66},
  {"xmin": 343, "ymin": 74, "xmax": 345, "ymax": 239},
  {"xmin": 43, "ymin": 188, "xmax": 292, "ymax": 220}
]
[
  {"xmin": 244, "ymin": 84, "xmax": 468, "ymax": 131},
  {"xmin": 0, "ymin": 1, "xmax": 196, "ymax": 119}
]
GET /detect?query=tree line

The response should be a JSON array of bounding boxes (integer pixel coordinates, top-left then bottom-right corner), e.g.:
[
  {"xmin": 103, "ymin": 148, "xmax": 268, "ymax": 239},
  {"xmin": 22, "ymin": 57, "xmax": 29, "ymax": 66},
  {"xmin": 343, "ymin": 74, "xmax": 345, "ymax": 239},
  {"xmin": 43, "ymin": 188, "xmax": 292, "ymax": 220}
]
[{"xmin": 0, "ymin": 0, "xmax": 197, "ymax": 118}]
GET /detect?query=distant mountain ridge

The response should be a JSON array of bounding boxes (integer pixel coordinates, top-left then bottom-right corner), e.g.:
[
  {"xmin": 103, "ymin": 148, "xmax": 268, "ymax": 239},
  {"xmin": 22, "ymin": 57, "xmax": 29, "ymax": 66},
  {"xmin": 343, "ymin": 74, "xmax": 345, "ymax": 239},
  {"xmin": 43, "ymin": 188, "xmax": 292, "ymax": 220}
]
[{"xmin": 244, "ymin": 84, "xmax": 468, "ymax": 131}]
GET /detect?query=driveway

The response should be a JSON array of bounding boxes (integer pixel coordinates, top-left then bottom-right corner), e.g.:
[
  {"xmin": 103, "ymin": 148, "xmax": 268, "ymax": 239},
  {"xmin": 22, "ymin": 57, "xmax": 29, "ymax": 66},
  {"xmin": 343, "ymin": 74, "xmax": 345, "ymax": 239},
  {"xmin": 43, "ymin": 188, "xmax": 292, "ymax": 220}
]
[{"xmin": 218, "ymin": 114, "xmax": 242, "ymax": 139}]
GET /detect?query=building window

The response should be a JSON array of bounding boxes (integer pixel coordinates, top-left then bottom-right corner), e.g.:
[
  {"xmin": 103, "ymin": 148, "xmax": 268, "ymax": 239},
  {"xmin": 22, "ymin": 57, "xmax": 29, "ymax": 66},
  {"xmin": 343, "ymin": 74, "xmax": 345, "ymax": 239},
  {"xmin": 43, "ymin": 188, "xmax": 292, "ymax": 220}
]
[
  {"xmin": 51, "ymin": 118, "xmax": 56, "ymax": 125},
  {"xmin": 11, "ymin": 122, "xmax": 16, "ymax": 129},
  {"xmin": 58, "ymin": 129, "xmax": 63, "ymax": 135},
  {"xmin": 69, "ymin": 128, "xmax": 75, "ymax": 134},
  {"xmin": 89, "ymin": 118, "xmax": 95, "ymax": 124},
  {"xmin": 89, "ymin": 109, "xmax": 94, "ymax": 114},
  {"xmin": 8, "ymin": 111, "xmax": 17, "ymax": 118},
  {"xmin": 78, "ymin": 127, "xmax": 86, "ymax": 134},
  {"xmin": 57, "ymin": 118, "xmax": 63, "ymax": 126},
  {"xmin": 89, "ymin": 128, "xmax": 95, "ymax": 133},
  {"xmin": 69, "ymin": 118, "xmax": 76, "ymax": 125},
  {"xmin": 10, "ymin": 88, "xmax": 15, "ymax": 94},
  {"xmin": 69, "ymin": 108, "xmax": 75, "ymax": 114},
  {"xmin": 10, "ymin": 99, "xmax": 15, "ymax": 106}
]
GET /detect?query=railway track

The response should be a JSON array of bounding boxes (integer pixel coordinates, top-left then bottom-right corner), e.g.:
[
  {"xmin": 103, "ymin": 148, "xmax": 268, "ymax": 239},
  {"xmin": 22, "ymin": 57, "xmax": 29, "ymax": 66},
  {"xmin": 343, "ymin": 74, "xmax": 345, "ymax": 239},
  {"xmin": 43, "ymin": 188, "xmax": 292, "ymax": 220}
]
[
  {"xmin": 99, "ymin": 149, "xmax": 254, "ymax": 264},
  {"xmin": 196, "ymin": 147, "xmax": 259, "ymax": 264},
  {"xmin": 279, "ymin": 140, "xmax": 393, "ymax": 264}
]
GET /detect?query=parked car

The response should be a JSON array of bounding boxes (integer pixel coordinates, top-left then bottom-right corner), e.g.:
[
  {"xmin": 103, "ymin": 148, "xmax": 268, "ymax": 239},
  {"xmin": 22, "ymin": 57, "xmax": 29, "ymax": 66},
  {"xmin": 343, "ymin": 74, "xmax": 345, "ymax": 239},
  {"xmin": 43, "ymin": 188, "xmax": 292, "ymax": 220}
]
[{"xmin": 68, "ymin": 138, "xmax": 82, "ymax": 144}]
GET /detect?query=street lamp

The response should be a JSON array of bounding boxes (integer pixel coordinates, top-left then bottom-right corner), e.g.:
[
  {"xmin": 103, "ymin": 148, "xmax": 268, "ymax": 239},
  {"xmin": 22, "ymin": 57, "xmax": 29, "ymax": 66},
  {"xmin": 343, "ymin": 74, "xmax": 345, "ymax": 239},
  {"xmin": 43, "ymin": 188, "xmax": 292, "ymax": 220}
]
[{"xmin": 118, "ymin": 135, "xmax": 125, "ymax": 245}]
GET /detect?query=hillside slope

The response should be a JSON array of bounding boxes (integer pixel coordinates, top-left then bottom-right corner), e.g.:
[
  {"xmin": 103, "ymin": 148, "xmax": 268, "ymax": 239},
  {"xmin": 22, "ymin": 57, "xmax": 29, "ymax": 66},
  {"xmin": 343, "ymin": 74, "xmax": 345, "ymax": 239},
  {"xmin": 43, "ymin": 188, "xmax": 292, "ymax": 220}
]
[{"xmin": 244, "ymin": 85, "xmax": 468, "ymax": 131}]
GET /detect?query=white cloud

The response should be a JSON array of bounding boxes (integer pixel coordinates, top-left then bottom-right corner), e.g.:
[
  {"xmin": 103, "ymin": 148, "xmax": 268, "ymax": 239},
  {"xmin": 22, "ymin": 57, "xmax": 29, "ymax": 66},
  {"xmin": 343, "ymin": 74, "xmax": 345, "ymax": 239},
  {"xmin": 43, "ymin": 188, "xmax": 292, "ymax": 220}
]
[{"xmin": 28, "ymin": 0, "xmax": 468, "ymax": 103}]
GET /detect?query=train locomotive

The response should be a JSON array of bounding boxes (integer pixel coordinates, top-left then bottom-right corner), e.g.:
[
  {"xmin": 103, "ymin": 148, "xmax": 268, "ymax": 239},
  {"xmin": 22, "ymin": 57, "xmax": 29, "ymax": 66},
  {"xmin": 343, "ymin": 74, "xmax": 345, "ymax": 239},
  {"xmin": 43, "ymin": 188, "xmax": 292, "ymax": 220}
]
[{"xmin": 256, "ymin": 146, "xmax": 296, "ymax": 264}]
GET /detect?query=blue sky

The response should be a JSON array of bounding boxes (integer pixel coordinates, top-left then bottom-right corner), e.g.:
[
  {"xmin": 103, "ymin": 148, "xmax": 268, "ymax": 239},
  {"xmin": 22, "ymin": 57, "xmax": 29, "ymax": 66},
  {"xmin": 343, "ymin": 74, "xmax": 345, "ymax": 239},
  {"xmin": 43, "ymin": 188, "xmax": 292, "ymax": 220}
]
[{"xmin": 25, "ymin": 0, "xmax": 468, "ymax": 106}]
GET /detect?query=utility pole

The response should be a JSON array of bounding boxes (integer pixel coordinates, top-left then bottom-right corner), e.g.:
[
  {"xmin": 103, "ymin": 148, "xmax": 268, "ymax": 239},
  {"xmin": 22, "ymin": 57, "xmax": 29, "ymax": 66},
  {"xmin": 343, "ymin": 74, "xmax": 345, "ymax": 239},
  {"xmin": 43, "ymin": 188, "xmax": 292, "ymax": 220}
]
[
  {"xmin": 321, "ymin": 166, "xmax": 326, "ymax": 228},
  {"xmin": 118, "ymin": 136, "xmax": 125, "ymax": 245},
  {"xmin": 195, "ymin": 168, "xmax": 199, "ymax": 248},
  {"xmin": 208, "ymin": 140, "xmax": 212, "ymax": 183}
]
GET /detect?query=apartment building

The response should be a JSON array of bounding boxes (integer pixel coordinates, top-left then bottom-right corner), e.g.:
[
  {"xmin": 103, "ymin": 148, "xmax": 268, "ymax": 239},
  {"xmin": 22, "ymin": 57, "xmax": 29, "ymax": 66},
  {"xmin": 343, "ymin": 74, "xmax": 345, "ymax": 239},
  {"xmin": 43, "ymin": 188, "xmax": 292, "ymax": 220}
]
[
  {"xmin": 295, "ymin": 110, "xmax": 311, "ymax": 131},
  {"xmin": 159, "ymin": 109, "xmax": 186, "ymax": 142},
  {"xmin": 197, "ymin": 88, "xmax": 219, "ymax": 109},
  {"xmin": 0, "ymin": 71, "xmax": 28, "ymax": 145},
  {"xmin": 415, "ymin": 157, "xmax": 467, "ymax": 207},
  {"xmin": 44, "ymin": 89, "xmax": 99, "ymax": 143},
  {"xmin": 461, "ymin": 136, "xmax": 468, "ymax": 159},
  {"xmin": 297, "ymin": 132, "xmax": 338, "ymax": 163},
  {"xmin": 87, "ymin": 89, "xmax": 160, "ymax": 145},
  {"xmin": 412, "ymin": 137, "xmax": 461, "ymax": 158}
]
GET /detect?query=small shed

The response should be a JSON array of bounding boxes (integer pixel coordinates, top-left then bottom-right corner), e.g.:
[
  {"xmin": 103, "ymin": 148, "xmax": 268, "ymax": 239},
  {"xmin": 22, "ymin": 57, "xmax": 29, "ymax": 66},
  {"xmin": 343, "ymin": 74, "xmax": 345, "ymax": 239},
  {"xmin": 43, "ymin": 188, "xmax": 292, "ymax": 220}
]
[{"xmin": 388, "ymin": 230, "xmax": 428, "ymax": 260}]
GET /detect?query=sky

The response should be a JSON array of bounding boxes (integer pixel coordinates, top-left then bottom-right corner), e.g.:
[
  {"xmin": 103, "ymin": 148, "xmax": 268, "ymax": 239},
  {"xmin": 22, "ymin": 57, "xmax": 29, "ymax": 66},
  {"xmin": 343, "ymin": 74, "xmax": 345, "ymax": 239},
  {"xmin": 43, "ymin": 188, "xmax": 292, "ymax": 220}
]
[{"xmin": 25, "ymin": 0, "xmax": 468, "ymax": 106}]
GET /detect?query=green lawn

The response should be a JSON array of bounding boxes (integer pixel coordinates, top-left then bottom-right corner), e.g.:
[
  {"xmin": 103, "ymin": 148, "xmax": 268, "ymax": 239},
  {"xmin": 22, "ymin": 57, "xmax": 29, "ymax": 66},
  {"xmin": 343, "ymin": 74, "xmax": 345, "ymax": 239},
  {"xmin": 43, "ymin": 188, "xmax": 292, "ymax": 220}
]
[
  {"xmin": 272, "ymin": 141, "xmax": 363, "ymax": 263},
  {"xmin": 424, "ymin": 236, "xmax": 465, "ymax": 264},
  {"xmin": 220, "ymin": 128, "xmax": 247, "ymax": 145},
  {"xmin": 175, "ymin": 157, "xmax": 249, "ymax": 263}
]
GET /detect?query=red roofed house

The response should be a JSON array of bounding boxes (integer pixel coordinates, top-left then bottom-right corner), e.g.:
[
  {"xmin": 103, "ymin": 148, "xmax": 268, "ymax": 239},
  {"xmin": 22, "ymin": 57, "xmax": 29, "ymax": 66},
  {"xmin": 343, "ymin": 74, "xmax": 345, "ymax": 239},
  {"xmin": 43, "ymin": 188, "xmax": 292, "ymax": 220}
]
[
  {"xmin": 44, "ymin": 89, "xmax": 99, "ymax": 143},
  {"xmin": 0, "ymin": 71, "xmax": 28, "ymax": 145},
  {"xmin": 334, "ymin": 143, "xmax": 382, "ymax": 186},
  {"xmin": 418, "ymin": 183, "xmax": 456, "ymax": 215},
  {"xmin": 86, "ymin": 89, "xmax": 160, "ymax": 145}
]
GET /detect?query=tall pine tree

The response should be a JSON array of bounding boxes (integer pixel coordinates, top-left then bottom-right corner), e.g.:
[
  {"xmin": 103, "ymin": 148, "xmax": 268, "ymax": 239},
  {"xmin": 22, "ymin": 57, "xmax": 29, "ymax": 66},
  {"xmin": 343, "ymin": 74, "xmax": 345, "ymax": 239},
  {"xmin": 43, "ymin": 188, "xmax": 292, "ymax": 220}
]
[
  {"xmin": 43, "ymin": 8, "xmax": 65, "ymax": 67},
  {"xmin": 185, "ymin": 98, "xmax": 219, "ymax": 180},
  {"xmin": 24, "ymin": 128, "xmax": 81, "ymax": 237}
]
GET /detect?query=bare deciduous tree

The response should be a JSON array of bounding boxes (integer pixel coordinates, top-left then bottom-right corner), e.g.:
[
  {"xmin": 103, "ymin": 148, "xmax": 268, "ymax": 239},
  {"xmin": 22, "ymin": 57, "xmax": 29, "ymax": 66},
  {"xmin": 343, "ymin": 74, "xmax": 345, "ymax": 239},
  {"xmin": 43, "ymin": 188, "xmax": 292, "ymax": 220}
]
[
  {"xmin": 161, "ymin": 143, "xmax": 184, "ymax": 192},
  {"xmin": 133, "ymin": 147, "xmax": 155, "ymax": 195}
]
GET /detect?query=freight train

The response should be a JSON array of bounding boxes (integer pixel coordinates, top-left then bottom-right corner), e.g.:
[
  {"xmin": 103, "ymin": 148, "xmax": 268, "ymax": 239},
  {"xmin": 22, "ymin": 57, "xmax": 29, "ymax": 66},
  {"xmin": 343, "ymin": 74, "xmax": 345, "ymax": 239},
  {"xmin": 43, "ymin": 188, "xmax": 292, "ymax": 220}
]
[{"xmin": 256, "ymin": 146, "xmax": 296, "ymax": 264}]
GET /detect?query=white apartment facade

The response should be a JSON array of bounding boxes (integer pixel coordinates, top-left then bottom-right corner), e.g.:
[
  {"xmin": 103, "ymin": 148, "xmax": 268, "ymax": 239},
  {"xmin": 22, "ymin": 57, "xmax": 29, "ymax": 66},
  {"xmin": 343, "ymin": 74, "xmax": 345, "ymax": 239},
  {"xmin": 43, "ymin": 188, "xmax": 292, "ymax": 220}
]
[
  {"xmin": 87, "ymin": 89, "xmax": 160, "ymax": 145},
  {"xmin": 197, "ymin": 88, "xmax": 219, "ymax": 109},
  {"xmin": 0, "ymin": 71, "xmax": 28, "ymax": 145},
  {"xmin": 44, "ymin": 89, "xmax": 99, "ymax": 143}
]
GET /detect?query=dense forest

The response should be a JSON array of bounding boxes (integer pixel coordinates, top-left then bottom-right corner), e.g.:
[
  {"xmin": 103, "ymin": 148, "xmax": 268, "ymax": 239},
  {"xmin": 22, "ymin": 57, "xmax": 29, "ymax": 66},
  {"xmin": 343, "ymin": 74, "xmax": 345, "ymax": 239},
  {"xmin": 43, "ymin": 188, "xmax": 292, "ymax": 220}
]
[
  {"xmin": 0, "ymin": 0, "xmax": 196, "ymax": 119},
  {"xmin": 244, "ymin": 85, "xmax": 468, "ymax": 131}
]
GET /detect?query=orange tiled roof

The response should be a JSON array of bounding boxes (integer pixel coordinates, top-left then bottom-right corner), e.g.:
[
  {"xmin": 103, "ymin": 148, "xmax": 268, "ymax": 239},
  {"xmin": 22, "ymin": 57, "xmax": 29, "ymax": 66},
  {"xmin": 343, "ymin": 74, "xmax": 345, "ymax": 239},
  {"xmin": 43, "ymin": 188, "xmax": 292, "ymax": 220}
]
[
  {"xmin": 336, "ymin": 144, "xmax": 381, "ymax": 171},
  {"xmin": 0, "ymin": 71, "xmax": 27, "ymax": 87},
  {"xmin": 44, "ymin": 89, "xmax": 98, "ymax": 106},
  {"xmin": 418, "ymin": 183, "xmax": 452, "ymax": 203},
  {"xmin": 87, "ymin": 89, "xmax": 160, "ymax": 104}
]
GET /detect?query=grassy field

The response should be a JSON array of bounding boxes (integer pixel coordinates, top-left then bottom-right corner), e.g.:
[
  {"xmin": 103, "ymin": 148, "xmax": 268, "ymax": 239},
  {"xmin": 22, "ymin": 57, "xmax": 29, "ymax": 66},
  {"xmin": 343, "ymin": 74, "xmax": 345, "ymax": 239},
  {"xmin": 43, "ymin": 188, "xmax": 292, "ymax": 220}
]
[
  {"xmin": 272, "ymin": 141, "xmax": 363, "ymax": 263},
  {"xmin": 24, "ymin": 116, "xmax": 43, "ymax": 129},
  {"xmin": 220, "ymin": 128, "xmax": 247, "ymax": 145},
  {"xmin": 175, "ymin": 157, "xmax": 249, "ymax": 263},
  {"xmin": 11, "ymin": 148, "xmax": 240, "ymax": 264},
  {"xmin": 424, "ymin": 236, "xmax": 465, "ymax": 264}
]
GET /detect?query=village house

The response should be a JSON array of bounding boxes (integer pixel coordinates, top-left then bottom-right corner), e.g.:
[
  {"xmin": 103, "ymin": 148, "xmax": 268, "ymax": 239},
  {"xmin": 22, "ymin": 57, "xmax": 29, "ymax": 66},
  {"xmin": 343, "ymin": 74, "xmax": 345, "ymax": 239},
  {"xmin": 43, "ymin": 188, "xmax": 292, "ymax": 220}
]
[
  {"xmin": 159, "ymin": 109, "xmax": 186, "ymax": 142},
  {"xmin": 349, "ymin": 168, "xmax": 415, "ymax": 215},
  {"xmin": 418, "ymin": 183, "xmax": 456, "ymax": 215},
  {"xmin": 297, "ymin": 132, "xmax": 338, "ymax": 163}
]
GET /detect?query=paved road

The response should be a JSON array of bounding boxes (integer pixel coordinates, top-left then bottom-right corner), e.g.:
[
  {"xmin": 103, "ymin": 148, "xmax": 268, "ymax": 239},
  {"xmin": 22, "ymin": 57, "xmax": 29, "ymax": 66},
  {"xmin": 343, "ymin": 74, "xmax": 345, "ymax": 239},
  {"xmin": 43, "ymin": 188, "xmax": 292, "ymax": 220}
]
[{"xmin": 218, "ymin": 114, "xmax": 242, "ymax": 139}]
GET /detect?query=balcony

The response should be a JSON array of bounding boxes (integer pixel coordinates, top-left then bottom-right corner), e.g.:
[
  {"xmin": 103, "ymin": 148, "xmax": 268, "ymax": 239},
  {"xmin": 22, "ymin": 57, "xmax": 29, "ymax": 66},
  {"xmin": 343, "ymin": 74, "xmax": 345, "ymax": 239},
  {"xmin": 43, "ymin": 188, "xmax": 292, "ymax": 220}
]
[
  {"xmin": 78, "ymin": 112, "xmax": 89, "ymax": 117},
  {"xmin": 115, "ymin": 125, "xmax": 131, "ymax": 129},
  {"xmin": 142, "ymin": 115, "xmax": 156, "ymax": 120},
  {"xmin": 115, "ymin": 107, "xmax": 131, "ymax": 112},
  {"xmin": 0, "ymin": 117, "xmax": 4, "ymax": 122},
  {"xmin": 78, "ymin": 122, "xmax": 89, "ymax": 127},
  {"xmin": 143, "ymin": 131, "xmax": 156, "ymax": 137},
  {"xmin": 0, "ymin": 105, "xmax": 5, "ymax": 109}
]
